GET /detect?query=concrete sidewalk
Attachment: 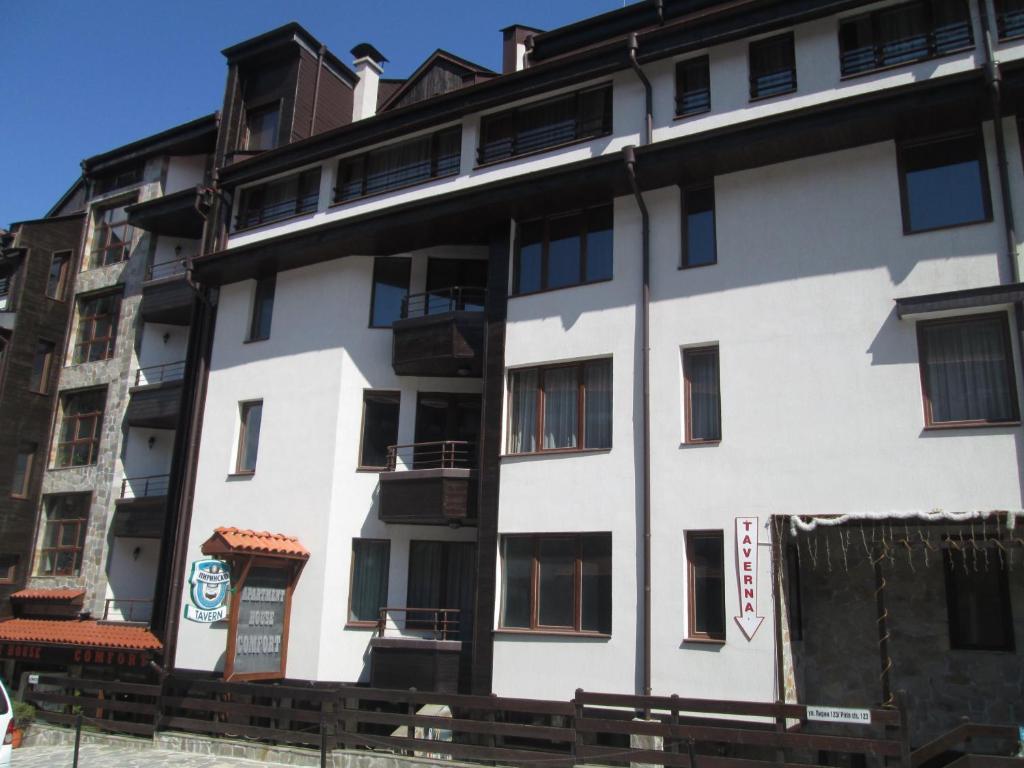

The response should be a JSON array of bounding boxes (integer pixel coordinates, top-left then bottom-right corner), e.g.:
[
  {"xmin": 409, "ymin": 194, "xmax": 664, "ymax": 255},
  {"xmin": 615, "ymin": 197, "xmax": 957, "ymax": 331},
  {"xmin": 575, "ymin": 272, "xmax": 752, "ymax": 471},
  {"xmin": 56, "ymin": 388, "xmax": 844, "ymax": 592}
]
[{"xmin": 13, "ymin": 742, "xmax": 296, "ymax": 767}]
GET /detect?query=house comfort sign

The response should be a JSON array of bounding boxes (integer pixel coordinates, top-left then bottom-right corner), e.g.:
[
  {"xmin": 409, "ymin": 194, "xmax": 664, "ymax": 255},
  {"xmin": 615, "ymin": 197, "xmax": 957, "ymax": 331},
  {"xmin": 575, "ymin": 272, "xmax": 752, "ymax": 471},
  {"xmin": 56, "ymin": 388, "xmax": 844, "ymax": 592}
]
[{"xmin": 231, "ymin": 567, "xmax": 289, "ymax": 677}]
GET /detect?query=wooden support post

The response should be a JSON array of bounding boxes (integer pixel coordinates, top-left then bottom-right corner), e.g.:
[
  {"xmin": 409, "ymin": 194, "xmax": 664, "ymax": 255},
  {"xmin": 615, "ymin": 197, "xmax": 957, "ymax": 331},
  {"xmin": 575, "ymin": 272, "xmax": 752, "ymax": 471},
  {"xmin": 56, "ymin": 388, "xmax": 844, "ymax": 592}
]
[
  {"xmin": 873, "ymin": 547, "xmax": 894, "ymax": 707},
  {"xmin": 572, "ymin": 688, "xmax": 583, "ymax": 760},
  {"xmin": 670, "ymin": 693, "xmax": 680, "ymax": 755},
  {"xmin": 895, "ymin": 690, "xmax": 912, "ymax": 768}
]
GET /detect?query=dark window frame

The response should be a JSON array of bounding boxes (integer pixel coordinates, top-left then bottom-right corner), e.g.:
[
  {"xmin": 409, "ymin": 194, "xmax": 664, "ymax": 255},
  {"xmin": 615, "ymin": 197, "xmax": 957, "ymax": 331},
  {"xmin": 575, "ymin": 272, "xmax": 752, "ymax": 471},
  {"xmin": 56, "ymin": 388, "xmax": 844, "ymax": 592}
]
[
  {"xmin": 680, "ymin": 183, "xmax": 717, "ymax": 269},
  {"xmin": 247, "ymin": 276, "xmax": 276, "ymax": 342},
  {"xmin": 996, "ymin": 0, "xmax": 1024, "ymax": 40},
  {"xmin": 513, "ymin": 204, "xmax": 614, "ymax": 296},
  {"xmin": 54, "ymin": 389, "xmax": 105, "ymax": 469},
  {"xmin": 916, "ymin": 312, "xmax": 1020, "ymax": 429},
  {"xmin": 943, "ymin": 544, "xmax": 1015, "ymax": 651},
  {"xmin": 0, "ymin": 554, "xmax": 18, "ymax": 585},
  {"xmin": 749, "ymin": 32, "xmax": 797, "ymax": 100},
  {"xmin": 347, "ymin": 538, "xmax": 391, "ymax": 627},
  {"xmin": 506, "ymin": 358, "xmax": 613, "ymax": 455},
  {"xmin": 685, "ymin": 530, "xmax": 726, "ymax": 642},
  {"xmin": 234, "ymin": 168, "xmax": 322, "ymax": 231},
  {"xmin": 88, "ymin": 200, "xmax": 135, "ymax": 268},
  {"xmin": 675, "ymin": 55, "xmax": 711, "ymax": 117},
  {"xmin": 73, "ymin": 290, "xmax": 121, "ymax": 365},
  {"xmin": 235, "ymin": 399, "xmax": 264, "ymax": 475},
  {"xmin": 28, "ymin": 339, "xmax": 56, "ymax": 394},
  {"xmin": 368, "ymin": 257, "xmax": 412, "ymax": 329},
  {"xmin": 498, "ymin": 532, "xmax": 612, "ymax": 636},
  {"xmin": 244, "ymin": 101, "xmax": 283, "ymax": 152},
  {"xmin": 11, "ymin": 442, "xmax": 37, "ymax": 499},
  {"xmin": 683, "ymin": 346, "xmax": 722, "ymax": 444},
  {"xmin": 36, "ymin": 494, "xmax": 90, "ymax": 577},
  {"xmin": 46, "ymin": 251, "xmax": 72, "ymax": 301},
  {"xmin": 357, "ymin": 390, "xmax": 401, "ymax": 470}
]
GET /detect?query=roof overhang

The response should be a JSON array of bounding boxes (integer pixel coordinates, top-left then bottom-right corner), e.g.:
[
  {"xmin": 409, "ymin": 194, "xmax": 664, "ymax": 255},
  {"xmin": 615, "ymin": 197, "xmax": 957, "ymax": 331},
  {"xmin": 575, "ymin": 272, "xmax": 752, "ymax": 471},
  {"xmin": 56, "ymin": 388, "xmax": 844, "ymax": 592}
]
[
  {"xmin": 896, "ymin": 283, "xmax": 1024, "ymax": 319},
  {"xmin": 83, "ymin": 113, "xmax": 218, "ymax": 175},
  {"xmin": 125, "ymin": 187, "xmax": 207, "ymax": 238},
  {"xmin": 201, "ymin": 527, "xmax": 310, "ymax": 560}
]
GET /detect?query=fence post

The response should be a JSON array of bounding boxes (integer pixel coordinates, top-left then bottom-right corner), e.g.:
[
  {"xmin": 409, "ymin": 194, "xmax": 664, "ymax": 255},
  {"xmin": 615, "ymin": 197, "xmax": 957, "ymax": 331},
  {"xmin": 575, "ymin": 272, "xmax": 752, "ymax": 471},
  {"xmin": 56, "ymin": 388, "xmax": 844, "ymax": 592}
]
[
  {"xmin": 72, "ymin": 712, "xmax": 83, "ymax": 768},
  {"xmin": 895, "ymin": 690, "xmax": 912, "ymax": 768},
  {"xmin": 670, "ymin": 693, "xmax": 680, "ymax": 756},
  {"xmin": 405, "ymin": 687, "xmax": 417, "ymax": 757},
  {"xmin": 320, "ymin": 709, "xmax": 328, "ymax": 768},
  {"xmin": 573, "ymin": 688, "xmax": 584, "ymax": 762}
]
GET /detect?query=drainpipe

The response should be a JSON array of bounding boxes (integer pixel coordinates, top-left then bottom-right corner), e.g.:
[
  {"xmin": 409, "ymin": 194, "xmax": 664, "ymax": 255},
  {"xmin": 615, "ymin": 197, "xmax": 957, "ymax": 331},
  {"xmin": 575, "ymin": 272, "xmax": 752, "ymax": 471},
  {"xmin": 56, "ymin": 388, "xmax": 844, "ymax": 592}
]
[
  {"xmin": 653, "ymin": 0, "xmax": 665, "ymax": 26},
  {"xmin": 309, "ymin": 45, "xmax": 326, "ymax": 136},
  {"xmin": 628, "ymin": 33, "xmax": 653, "ymax": 146}
]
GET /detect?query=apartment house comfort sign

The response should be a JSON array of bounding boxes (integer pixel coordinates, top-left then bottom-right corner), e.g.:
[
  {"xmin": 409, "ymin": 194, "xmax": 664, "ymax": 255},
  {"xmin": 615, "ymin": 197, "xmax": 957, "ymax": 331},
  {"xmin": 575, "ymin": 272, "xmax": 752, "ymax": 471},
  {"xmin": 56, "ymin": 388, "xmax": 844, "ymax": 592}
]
[{"xmin": 232, "ymin": 567, "xmax": 289, "ymax": 676}]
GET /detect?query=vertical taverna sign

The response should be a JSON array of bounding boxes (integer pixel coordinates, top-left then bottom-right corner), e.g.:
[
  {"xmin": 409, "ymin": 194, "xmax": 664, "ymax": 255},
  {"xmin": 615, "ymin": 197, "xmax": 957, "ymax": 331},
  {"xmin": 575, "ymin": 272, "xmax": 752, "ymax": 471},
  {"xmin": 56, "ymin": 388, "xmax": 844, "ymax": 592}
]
[{"xmin": 734, "ymin": 517, "xmax": 764, "ymax": 640}]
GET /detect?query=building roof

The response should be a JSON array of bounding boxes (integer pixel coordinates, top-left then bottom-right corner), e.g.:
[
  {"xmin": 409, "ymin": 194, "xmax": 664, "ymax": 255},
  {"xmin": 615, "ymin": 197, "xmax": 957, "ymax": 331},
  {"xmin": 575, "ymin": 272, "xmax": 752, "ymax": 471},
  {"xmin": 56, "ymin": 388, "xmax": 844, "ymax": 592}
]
[
  {"xmin": 379, "ymin": 49, "xmax": 498, "ymax": 112},
  {"xmin": 10, "ymin": 588, "xmax": 86, "ymax": 602},
  {"xmin": 82, "ymin": 112, "xmax": 219, "ymax": 174},
  {"xmin": 202, "ymin": 527, "xmax": 310, "ymax": 559},
  {"xmin": 0, "ymin": 619, "xmax": 161, "ymax": 651}
]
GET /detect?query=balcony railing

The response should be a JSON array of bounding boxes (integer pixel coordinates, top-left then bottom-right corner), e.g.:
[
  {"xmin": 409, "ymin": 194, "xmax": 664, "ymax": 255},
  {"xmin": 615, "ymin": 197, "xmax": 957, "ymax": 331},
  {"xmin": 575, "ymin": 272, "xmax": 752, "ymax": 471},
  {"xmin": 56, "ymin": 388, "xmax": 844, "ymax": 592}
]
[
  {"xmin": 102, "ymin": 598, "xmax": 153, "ymax": 624},
  {"xmin": 120, "ymin": 474, "xmax": 170, "ymax": 499},
  {"xmin": 385, "ymin": 440, "xmax": 476, "ymax": 471},
  {"xmin": 400, "ymin": 286, "xmax": 486, "ymax": 319},
  {"xmin": 146, "ymin": 258, "xmax": 187, "ymax": 282},
  {"xmin": 135, "ymin": 360, "xmax": 186, "ymax": 387},
  {"xmin": 376, "ymin": 607, "xmax": 460, "ymax": 641}
]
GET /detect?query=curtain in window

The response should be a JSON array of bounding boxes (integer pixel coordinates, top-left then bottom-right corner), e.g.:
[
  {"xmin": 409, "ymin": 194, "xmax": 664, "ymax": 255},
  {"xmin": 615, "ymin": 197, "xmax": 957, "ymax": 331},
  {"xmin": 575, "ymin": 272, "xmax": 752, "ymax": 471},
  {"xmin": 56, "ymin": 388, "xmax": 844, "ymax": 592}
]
[
  {"xmin": 923, "ymin": 319, "xmax": 1014, "ymax": 422},
  {"xmin": 509, "ymin": 369, "xmax": 538, "ymax": 453},
  {"xmin": 518, "ymin": 94, "xmax": 577, "ymax": 155},
  {"xmin": 445, "ymin": 543, "xmax": 476, "ymax": 641},
  {"xmin": 877, "ymin": 3, "xmax": 929, "ymax": 64},
  {"xmin": 543, "ymin": 367, "xmax": 579, "ymax": 449},
  {"xmin": 351, "ymin": 541, "xmax": 389, "ymax": 623},
  {"xmin": 407, "ymin": 541, "xmax": 443, "ymax": 629},
  {"xmin": 501, "ymin": 538, "xmax": 533, "ymax": 628},
  {"xmin": 584, "ymin": 361, "xmax": 612, "ymax": 449},
  {"xmin": 688, "ymin": 350, "xmax": 721, "ymax": 441},
  {"xmin": 538, "ymin": 538, "xmax": 575, "ymax": 627},
  {"xmin": 365, "ymin": 136, "xmax": 433, "ymax": 196}
]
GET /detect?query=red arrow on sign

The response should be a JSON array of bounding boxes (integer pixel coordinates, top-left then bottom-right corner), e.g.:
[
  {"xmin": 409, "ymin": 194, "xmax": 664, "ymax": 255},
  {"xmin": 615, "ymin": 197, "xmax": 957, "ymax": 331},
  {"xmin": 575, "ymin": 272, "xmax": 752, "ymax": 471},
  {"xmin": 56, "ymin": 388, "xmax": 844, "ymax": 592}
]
[{"xmin": 734, "ymin": 516, "xmax": 764, "ymax": 640}]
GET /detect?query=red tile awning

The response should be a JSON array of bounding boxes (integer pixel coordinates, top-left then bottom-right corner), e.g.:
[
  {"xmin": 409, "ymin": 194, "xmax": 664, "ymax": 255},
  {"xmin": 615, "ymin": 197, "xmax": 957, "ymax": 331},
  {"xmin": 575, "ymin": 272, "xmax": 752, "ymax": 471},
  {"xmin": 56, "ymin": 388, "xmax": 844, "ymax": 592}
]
[
  {"xmin": 0, "ymin": 619, "xmax": 161, "ymax": 651},
  {"xmin": 201, "ymin": 527, "xmax": 310, "ymax": 560},
  {"xmin": 10, "ymin": 588, "xmax": 86, "ymax": 602}
]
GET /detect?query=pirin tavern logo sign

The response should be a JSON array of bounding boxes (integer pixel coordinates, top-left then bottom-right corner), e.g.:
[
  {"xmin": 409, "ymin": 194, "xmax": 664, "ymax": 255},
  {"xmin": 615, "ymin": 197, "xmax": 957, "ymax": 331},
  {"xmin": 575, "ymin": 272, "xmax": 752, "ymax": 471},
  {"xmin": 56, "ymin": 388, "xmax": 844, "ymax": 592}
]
[{"xmin": 184, "ymin": 558, "xmax": 231, "ymax": 622}]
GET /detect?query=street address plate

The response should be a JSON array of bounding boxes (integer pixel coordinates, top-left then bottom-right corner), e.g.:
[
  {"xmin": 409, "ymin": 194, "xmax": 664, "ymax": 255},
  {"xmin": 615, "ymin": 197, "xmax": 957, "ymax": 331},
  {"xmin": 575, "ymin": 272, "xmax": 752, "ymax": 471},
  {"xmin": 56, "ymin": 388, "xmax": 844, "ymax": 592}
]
[{"xmin": 806, "ymin": 706, "xmax": 872, "ymax": 724}]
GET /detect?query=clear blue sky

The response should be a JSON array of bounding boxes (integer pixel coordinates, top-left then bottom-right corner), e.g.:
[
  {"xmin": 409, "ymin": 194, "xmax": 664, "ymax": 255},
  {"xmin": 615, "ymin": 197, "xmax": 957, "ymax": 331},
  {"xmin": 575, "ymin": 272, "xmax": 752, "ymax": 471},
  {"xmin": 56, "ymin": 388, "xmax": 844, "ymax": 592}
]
[{"xmin": 1, "ymin": 0, "xmax": 630, "ymax": 227}]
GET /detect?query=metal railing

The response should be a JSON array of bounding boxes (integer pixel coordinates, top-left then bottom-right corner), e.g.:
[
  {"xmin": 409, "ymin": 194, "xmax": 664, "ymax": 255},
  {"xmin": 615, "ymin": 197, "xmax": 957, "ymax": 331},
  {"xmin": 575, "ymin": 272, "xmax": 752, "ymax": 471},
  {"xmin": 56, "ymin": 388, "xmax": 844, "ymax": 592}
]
[
  {"xmin": 146, "ymin": 258, "xmax": 187, "ymax": 282},
  {"xmin": 101, "ymin": 598, "xmax": 154, "ymax": 623},
  {"xmin": 376, "ymin": 607, "xmax": 461, "ymax": 641},
  {"xmin": 385, "ymin": 440, "xmax": 476, "ymax": 471},
  {"xmin": 400, "ymin": 285, "xmax": 486, "ymax": 319},
  {"xmin": 120, "ymin": 474, "xmax": 170, "ymax": 499},
  {"xmin": 135, "ymin": 360, "xmax": 186, "ymax": 387}
]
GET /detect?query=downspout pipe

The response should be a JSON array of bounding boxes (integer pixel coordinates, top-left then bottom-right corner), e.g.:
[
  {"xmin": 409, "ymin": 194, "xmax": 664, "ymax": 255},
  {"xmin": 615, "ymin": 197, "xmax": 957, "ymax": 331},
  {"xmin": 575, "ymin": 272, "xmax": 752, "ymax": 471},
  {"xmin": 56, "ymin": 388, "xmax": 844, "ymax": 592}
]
[
  {"xmin": 628, "ymin": 33, "xmax": 653, "ymax": 146},
  {"xmin": 309, "ymin": 45, "xmax": 326, "ymax": 137}
]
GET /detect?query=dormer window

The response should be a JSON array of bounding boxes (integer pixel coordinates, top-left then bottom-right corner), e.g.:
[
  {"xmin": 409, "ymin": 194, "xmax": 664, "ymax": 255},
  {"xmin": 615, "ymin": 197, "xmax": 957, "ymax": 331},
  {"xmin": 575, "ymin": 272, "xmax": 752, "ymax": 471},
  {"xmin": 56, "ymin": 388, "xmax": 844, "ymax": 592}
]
[{"xmin": 245, "ymin": 103, "xmax": 281, "ymax": 151}]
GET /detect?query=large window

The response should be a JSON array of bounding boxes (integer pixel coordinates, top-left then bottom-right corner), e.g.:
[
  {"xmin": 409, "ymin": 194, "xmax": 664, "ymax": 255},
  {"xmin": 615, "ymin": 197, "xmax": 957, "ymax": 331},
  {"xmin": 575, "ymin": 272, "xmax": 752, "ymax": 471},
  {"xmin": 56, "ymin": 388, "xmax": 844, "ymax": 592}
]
[
  {"xmin": 478, "ymin": 84, "xmax": 613, "ymax": 165},
  {"xmin": 899, "ymin": 132, "xmax": 991, "ymax": 234},
  {"xmin": 348, "ymin": 539, "xmax": 390, "ymax": 625},
  {"xmin": 676, "ymin": 56, "xmax": 711, "ymax": 117},
  {"xmin": 11, "ymin": 443, "xmax": 36, "ymax": 498},
  {"xmin": 407, "ymin": 540, "xmax": 476, "ymax": 637},
  {"xmin": 88, "ymin": 202, "xmax": 134, "ymax": 268},
  {"xmin": 335, "ymin": 127, "xmax": 462, "ymax": 203},
  {"xmin": 749, "ymin": 33, "xmax": 796, "ymax": 99},
  {"xmin": 359, "ymin": 391, "xmax": 401, "ymax": 469},
  {"xmin": 235, "ymin": 400, "xmax": 263, "ymax": 474},
  {"xmin": 681, "ymin": 184, "xmax": 717, "ymax": 268},
  {"xmin": 997, "ymin": 0, "xmax": 1024, "ymax": 40},
  {"xmin": 944, "ymin": 546, "xmax": 1014, "ymax": 651},
  {"xmin": 507, "ymin": 359, "xmax": 612, "ymax": 454},
  {"xmin": 500, "ymin": 533, "xmax": 612, "ymax": 635},
  {"xmin": 917, "ymin": 314, "xmax": 1019, "ymax": 427},
  {"xmin": 73, "ymin": 291, "xmax": 121, "ymax": 364},
  {"xmin": 28, "ymin": 339, "xmax": 55, "ymax": 393},
  {"xmin": 55, "ymin": 389, "xmax": 105, "ymax": 468},
  {"xmin": 369, "ymin": 257, "xmax": 411, "ymax": 328},
  {"xmin": 235, "ymin": 168, "xmax": 321, "ymax": 230},
  {"xmin": 686, "ymin": 531, "xmax": 725, "ymax": 642},
  {"xmin": 514, "ymin": 204, "xmax": 613, "ymax": 295},
  {"xmin": 684, "ymin": 346, "xmax": 721, "ymax": 443},
  {"xmin": 46, "ymin": 251, "xmax": 71, "ymax": 300},
  {"xmin": 248, "ymin": 276, "xmax": 276, "ymax": 341},
  {"xmin": 839, "ymin": 0, "xmax": 973, "ymax": 77},
  {"xmin": 245, "ymin": 104, "xmax": 281, "ymax": 151},
  {"xmin": 37, "ymin": 494, "xmax": 90, "ymax": 576}
]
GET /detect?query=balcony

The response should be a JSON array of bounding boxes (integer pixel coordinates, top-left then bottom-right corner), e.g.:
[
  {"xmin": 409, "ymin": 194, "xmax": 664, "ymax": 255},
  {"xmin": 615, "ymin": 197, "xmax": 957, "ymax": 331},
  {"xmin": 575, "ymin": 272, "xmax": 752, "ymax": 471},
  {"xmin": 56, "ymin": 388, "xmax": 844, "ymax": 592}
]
[
  {"xmin": 378, "ymin": 441, "xmax": 477, "ymax": 526},
  {"xmin": 391, "ymin": 286, "xmax": 485, "ymax": 377},
  {"xmin": 369, "ymin": 608, "xmax": 463, "ymax": 694},
  {"xmin": 125, "ymin": 362, "xmax": 185, "ymax": 429},
  {"xmin": 112, "ymin": 474, "xmax": 169, "ymax": 538},
  {"xmin": 125, "ymin": 187, "xmax": 205, "ymax": 239},
  {"xmin": 141, "ymin": 258, "xmax": 194, "ymax": 325}
]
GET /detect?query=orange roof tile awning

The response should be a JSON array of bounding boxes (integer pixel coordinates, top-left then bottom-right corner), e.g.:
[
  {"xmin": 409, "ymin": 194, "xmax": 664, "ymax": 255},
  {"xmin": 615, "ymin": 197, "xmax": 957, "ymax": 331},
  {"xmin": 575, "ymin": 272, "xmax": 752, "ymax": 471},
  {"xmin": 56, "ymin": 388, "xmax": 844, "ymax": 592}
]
[
  {"xmin": 11, "ymin": 588, "xmax": 86, "ymax": 602},
  {"xmin": 201, "ymin": 527, "xmax": 310, "ymax": 560},
  {"xmin": 0, "ymin": 619, "xmax": 161, "ymax": 652}
]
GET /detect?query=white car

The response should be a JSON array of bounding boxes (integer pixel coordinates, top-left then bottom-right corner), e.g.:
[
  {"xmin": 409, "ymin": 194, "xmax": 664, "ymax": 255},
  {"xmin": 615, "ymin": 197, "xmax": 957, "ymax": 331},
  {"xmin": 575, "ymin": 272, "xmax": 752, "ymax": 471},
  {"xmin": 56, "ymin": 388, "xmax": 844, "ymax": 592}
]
[{"xmin": 0, "ymin": 676, "xmax": 11, "ymax": 766}]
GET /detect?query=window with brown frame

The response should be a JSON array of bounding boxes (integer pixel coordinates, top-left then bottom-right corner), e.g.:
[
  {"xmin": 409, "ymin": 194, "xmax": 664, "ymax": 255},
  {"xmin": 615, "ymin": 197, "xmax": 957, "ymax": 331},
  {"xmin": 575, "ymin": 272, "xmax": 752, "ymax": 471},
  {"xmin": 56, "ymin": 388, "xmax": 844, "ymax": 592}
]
[
  {"xmin": 917, "ymin": 313, "xmax": 1019, "ymax": 427},
  {"xmin": 245, "ymin": 103, "xmax": 281, "ymax": 151},
  {"xmin": 514, "ymin": 204, "xmax": 613, "ymax": 295},
  {"xmin": 93, "ymin": 164, "xmax": 142, "ymax": 196},
  {"xmin": 681, "ymin": 184, "xmax": 717, "ymax": 268},
  {"xmin": 348, "ymin": 539, "xmax": 390, "ymax": 625},
  {"xmin": 507, "ymin": 359, "xmax": 612, "ymax": 454},
  {"xmin": 0, "ymin": 554, "xmax": 18, "ymax": 584},
  {"xmin": 37, "ymin": 494, "xmax": 90, "ymax": 576},
  {"xmin": 55, "ymin": 389, "xmax": 105, "ymax": 468},
  {"xmin": 899, "ymin": 132, "xmax": 992, "ymax": 234},
  {"xmin": 943, "ymin": 546, "xmax": 1014, "ymax": 651},
  {"xmin": 749, "ymin": 33, "xmax": 796, "ymax": 99},
  {"xmin": 686, "ymin": 531, "xmax": 726, "ymax": 641},
  {"xmin": 248, "ymin": 276, "xmax": 276, "ymax": 341},
  {"xmin": 499, "ymin": 533, "xmax": 611, "ymax": 635},
  {"xmin": 46, "ymin": 251, "xmax": 71, "ymax": 300},
  {"xmin": 369, "ymin": 258, "xmax": 411, "ymax": 328},
  {"xmin": 88, "ymin": 201, "xmax": 134, "ymax": 268},
  {"xmin": 11, "ymin": 443, "xmax": 36, "ymax": 498},
  {"xmin": 683, "ymin": 346, "xmax": 721, "ymax": 443},
  {"xmin": 28, "ymin": 339, "xmax": 55, "ymax": 393},
  {"xmin": 235, "ymin": 168, "xmax": 321, "ymax": 230},
  {"xmin": 997, "ymin": 0, "xmax": 1024, "ymax": 39},
  {"xmin": 73, "ymin": 291, "xmax": 121, "ymax": 364},
  {"xmin": 235, "ymin": 400, "xmax": 263, "ymax": 474},
  {"xmin": 359, "ymin": 391, "xmax": 400, "ymax": 469},
  {"xmin": 676, "ymin": 56, "xmax": 711, "ymax": 117}
]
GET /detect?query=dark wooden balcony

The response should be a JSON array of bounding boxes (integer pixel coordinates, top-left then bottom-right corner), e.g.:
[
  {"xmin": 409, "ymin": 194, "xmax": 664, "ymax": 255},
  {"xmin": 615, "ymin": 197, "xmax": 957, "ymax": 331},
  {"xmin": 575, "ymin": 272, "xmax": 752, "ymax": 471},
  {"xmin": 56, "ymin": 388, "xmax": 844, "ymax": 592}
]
[
  {"xmin": 392, "ymin": 286, "xmax": 485, "ymax": 377},
  {"xmin": 125, "ymin": 362, "xmax": 185, "ymax": 429},
  {"xmin": 378, "ymin": 441, "xmax": 477, "ymax": 526},
  {"xmin": 125, "ymin": 187, "xmax": 206, "ymax": 239},
  {"xmin": 112, "ymin": 474, "xmax": 168, "ymax": 538},
  {"xmin": 369, "ymin": 608, "xmax": 462, "ymax": 694},
  {"xmin": 141, "ymin": 258, "xmax": 194, "ymax": 325}
]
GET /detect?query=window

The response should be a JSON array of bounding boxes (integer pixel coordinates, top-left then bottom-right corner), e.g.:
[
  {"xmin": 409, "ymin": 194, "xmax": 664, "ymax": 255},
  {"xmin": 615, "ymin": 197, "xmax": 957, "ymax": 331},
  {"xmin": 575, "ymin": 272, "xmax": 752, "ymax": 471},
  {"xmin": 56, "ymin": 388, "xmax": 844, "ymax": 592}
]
[
  {"xmin": 46, "ymin": 251, "xmax": 71, "ymax": 300},
  {"xmin": 73, "ymin": 291, "xmax": 121, "ymax": 364},
  {"xmin": 88, "ymin": 201, "xmax": 134, "ymax": 268},
  {"xmin": 514, "ymin": 204, "xmax": 613, "ymax": 295},
  {"xmin": 0, "ymin": 555, "xmax": 17, "ymax": 584},
  {"xmin": 236, "ymin": 400, "xmax": 263, "ymax": 474},
  {"xmin": 359, "ymin": 391, "xmax": 400, "ymax": 469},
  {"xmin": 917, "ymin": 313, "xmax": 1019, "ymax": 427},
  {"xmin": 686, "ymin": 531, "xmax": 725, "ymax": 641},
  {"xmin": 55, "ymin": 389, "xmax": 105, "ymax": 468},
  {"xmin": 676, "ymin": 56, "xmax": 711, "ymax": 117},
  {"xmin": 507, "ymin": 359, "xmax": 612, "ymax": 454},
  {"xmin": 478, "ymin": 84, "xmax": 613, "ymax": 165},
  {"xmin": 899, "ymin": 133, "xmax": 991, "ymax": 233},
  {"xmin": 235, "ymin": 168, "xmax": 321, "ymax": 230},
  {"xmin": 499, "ymin": 533, "xmax": 611, "ymax": 634},
  {"xmin": 839, "ymin": 0, "xmax": 973, "ymax": 76},
  {"xmin": 335, "ymin": 127, "xmax": 462, "ymax": 203},
  {"xmin": 0, "ymin": 267, "xmax": 12, "ymax": 311},
  {"xmin": 749, "ymin": 33, "xmax": 796, "ymax": 99},
  {"xmin": 11, "ymin": 443, "xmax": 36, "ymax": 498},
  {"xmin": 28, "ymin": 340, "xmax": 55, "ymax": 393},
  {"xmin": 407, "ymin": 541, "xmax": 476, "ymax": 637},
  {"xmin": 997, "ymin": 0, "xmax": 1024, "ymax": 40},
  {"xmin": 37, "ymin": 494, "xmax": 90, "ymax": 576},
  {"xmin": 245, "ymin": 104, "xmax": 281, "ymax": 151},
  {"xmin": 369, "ymin": 257, "xmax": 411, "ymax": 328},
  {"xmin": 248, "ymin": 276, "xmax": 276, "ymax": 341},
  {"xmin": 684, "ymin": 346, "xmax": 721, "ymax": 443},
  {"xmin": 944, "ymin": 545, "xmax": 1014, "ymax": 651},
  {"xmin": 681, "ymin": 184, "xmax": 716, "ymax": 268},
  {"xmin": 348, "ymin": 539, "xmax": 390, "ymax": 625},
  {"xmin": 93, "ymin": 164, "xmax": 142, "ymax": 196}
]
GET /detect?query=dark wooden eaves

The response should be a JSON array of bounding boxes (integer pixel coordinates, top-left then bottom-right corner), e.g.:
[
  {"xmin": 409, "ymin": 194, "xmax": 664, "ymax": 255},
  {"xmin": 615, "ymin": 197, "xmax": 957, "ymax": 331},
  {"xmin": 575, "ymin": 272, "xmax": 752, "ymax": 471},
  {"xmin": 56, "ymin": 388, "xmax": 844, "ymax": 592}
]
[
  {"xmin": 83, "ymin": 113, "xmax": 219, "ymax": 175},
  {"xmin": 896, "ymin": 283, "xmax": 1024, "ymax": 319}
]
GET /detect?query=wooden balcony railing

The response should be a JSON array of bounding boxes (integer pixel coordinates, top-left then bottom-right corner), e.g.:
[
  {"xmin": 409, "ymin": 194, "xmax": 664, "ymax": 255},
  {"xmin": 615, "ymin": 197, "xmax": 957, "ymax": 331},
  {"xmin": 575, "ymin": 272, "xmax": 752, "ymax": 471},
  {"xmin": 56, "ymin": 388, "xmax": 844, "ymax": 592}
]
[
  {"xmin": 400, "ymin": 286, "xmax": 486, "ymax": 319},
  {"xmin": 376, "ymin": 607, "xmax": 460, "ymax": 641},
  {"xmin": 120, "ymin": 474, "xmax": 170, "ymax": 499},
  {"xmin": 384, "ymin": 440, "xmax": 476, "ymax": 472},
  {"xmin": 135, "ymin": 360, "xmax": 186, "ymax": 387}
]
